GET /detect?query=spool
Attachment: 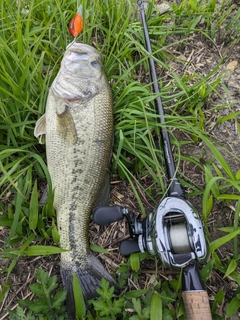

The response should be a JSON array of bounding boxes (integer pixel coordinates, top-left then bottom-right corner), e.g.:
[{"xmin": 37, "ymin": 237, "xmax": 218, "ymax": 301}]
[{"xmin": 169, "ymin": 223, "xmax": 191, "ymax": 253}]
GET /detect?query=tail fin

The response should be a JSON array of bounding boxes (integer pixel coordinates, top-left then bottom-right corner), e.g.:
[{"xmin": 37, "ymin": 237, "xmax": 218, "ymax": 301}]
[{"xmin": 61, "ymin": 254, "xmax": 120, "ymax": 319}]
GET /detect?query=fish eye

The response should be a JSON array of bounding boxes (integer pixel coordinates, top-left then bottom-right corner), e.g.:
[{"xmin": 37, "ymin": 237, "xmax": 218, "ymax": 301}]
[{"xmin": 91, "ymin": 61, "xmax": 100, "ymax": 69}]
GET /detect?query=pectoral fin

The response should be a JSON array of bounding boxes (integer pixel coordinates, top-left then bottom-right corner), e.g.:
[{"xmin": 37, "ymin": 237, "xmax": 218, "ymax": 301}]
[
  {"xmin": 34, "ymin": 114, "xmax": 46, "ymax": 144},
  {"xmin": 56, "ymin": 105, "xmax": 77, "ymax": 144}
]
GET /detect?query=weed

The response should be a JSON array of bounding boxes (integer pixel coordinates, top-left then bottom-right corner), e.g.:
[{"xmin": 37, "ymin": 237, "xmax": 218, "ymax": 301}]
[
  {"xmin": 8, "ymin": 269, "xmax": 68, "ymax": 320},
  {"xmin": 88, "ymin": 278, "xmax": 125, "ymax": 320}
]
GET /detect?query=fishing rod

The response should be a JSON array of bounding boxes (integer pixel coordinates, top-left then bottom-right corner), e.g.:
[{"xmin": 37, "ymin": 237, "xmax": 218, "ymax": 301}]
[
  {"xmin": 137, "ymin": 0, "xmax": 184, "ymax": 199},
  {"xmin": 93, "ymin": 1, "xmax": 211, "ymax": 319}
]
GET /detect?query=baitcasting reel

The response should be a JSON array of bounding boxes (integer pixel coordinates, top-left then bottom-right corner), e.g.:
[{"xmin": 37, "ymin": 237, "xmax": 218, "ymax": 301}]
[{"xmin": 93, "ymin": 197, "xmax": 207, "ymax": 268}]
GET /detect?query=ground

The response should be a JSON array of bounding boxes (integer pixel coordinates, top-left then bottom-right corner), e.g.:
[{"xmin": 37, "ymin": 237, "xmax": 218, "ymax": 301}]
[
  {"xmin": 91, "ymin": 1, "xmax": 240, "ymax": 318},
  {"xmin": 0, "ymin": 0, "xmax": 239, "ymax": 319}
]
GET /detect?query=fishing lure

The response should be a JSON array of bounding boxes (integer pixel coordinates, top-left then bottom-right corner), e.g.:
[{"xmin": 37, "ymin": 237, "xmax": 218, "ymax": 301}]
[{"xmin": 68, "ymin": 5, "xmax": 83, "ymax": 38}]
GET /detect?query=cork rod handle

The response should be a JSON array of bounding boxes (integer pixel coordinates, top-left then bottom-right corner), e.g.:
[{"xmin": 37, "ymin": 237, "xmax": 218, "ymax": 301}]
[{"xmin": 182, "ymin": 291, "xmax": 212, "ymax": 320}]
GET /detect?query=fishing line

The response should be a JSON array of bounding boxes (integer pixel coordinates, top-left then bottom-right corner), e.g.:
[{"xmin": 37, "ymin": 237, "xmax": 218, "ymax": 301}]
[{"xmin": 169, "ymin": 224, "xmax": 191, "ymax": 254}]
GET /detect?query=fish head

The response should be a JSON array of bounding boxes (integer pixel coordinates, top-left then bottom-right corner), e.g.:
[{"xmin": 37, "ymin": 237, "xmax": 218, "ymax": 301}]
[
  {"xmin": 63, "ymin": 43, "xmax": 103, "ymax": 80},
  {"xmin": 52, "ymin": 43, "xmax": 106, "ymax": 101}
]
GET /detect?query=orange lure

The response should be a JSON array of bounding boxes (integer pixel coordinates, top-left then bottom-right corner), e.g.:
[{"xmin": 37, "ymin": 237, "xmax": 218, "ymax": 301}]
[{"xmin": 68, "ymin": 6, "xmax": 84, "ymax": 38}]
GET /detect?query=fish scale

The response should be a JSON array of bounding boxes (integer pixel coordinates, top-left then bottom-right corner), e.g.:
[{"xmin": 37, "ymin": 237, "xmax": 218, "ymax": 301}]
[
  {"xmin": 57, "ymin": 93, "xmax": 113, "ymax": 268},
  {"xmin": 34, "ymin": 43, "xmax": 119, "ymax": 319}
]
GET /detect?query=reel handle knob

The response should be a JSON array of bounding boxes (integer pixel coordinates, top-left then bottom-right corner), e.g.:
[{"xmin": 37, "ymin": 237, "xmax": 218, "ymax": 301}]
[
  {"xmin": 120, "ymin": 239, "xmax": 140, "ymax": 256},
  {"xmin": 93, "ymin": 205, "xmax": 124, "ymax": 226}
]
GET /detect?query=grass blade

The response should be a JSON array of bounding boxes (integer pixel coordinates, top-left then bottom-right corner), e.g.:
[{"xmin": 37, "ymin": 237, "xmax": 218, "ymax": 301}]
[
  {"xmin": 150, "ymin": 293, "xmax": 163, "ymax": 320},
  {"xmin": 73, "ymin": 274, "xmax": 86, "ymax": 319},
  {"xmin": 29, "ymin": 180, "xmax": 39, "ymax": 230}
]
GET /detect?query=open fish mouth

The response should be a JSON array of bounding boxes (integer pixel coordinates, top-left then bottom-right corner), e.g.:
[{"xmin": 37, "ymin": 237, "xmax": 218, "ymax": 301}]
[{"xmin": 62, "ymin": 42, "xmax": 101, "ymax": 69}]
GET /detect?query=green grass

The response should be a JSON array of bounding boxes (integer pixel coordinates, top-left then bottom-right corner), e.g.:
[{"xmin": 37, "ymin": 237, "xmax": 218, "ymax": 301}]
[{"xmin": 0, "ymin": 0, "xmax": 240, "ymax": 319}]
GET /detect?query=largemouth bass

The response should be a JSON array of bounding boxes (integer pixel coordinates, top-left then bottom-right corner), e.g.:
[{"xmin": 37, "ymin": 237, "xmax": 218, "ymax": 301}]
[{"xmin": 34, "ymin": 43, "xmax": 119, "ymax": 318}]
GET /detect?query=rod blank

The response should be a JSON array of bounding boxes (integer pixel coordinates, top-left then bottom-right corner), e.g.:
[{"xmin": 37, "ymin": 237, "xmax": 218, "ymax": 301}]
[{"xmin": 137, "ymin": 0, "xmax": 184, "ymax": 197}]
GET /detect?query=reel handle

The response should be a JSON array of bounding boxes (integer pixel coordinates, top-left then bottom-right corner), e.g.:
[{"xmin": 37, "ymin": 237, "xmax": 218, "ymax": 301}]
[
  {"xmin": 93, "ymin": 205, "xmax": 124, "ymax": 226},
  {"xmin": 119, "ymin": 239, "xmax": 140, "ymax": 256}
]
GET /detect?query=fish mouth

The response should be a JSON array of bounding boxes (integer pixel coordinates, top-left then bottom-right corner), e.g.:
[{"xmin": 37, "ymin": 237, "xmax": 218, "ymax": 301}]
[
  {"xmin": 66, "ymin": 42, "xmax": 99, "ymax": 56},
  {"xmin": 64, "ymin": 42, "xmax": 101, "ymax": 64}
]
